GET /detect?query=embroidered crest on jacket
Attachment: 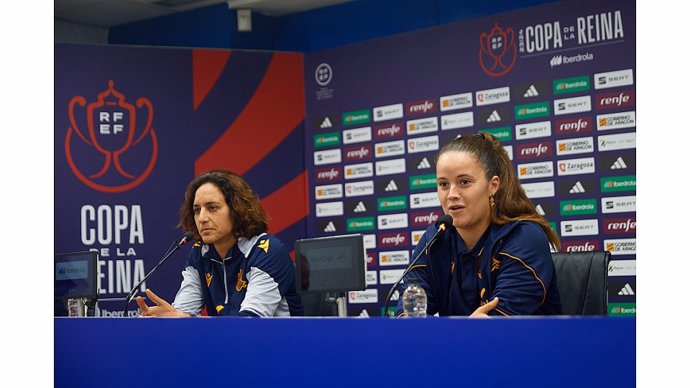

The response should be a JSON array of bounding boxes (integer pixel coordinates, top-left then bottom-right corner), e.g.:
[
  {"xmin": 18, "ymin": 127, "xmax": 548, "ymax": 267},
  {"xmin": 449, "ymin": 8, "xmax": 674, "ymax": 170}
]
[
  {"xmin": 491, "ymin": 257, "xmax": 501, "ymax": 272},
  {"xmin": 236, "ymin": 268, "xmax": 248, "ymax": 291}
]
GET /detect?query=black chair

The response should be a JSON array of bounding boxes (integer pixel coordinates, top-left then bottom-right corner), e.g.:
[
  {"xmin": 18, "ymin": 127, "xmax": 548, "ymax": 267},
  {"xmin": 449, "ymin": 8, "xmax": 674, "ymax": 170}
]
[{"xmin": 551, "ymin": 251, "xmax": 610, "ymax": 315}]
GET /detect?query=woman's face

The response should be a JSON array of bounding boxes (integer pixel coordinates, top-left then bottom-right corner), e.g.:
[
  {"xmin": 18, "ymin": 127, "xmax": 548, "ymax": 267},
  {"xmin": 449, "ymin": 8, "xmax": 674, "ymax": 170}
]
[
  {"xmin": 193, "ymin": 183, "xmax": 235, "ymax": 253},
  {"xmin": 436, "ymin": 150, "xmax": 499, "ymax": 234}
]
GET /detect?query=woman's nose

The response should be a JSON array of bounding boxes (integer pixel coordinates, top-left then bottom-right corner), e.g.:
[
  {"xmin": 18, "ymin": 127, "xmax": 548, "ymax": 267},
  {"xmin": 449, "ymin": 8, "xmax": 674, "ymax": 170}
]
[{"xmin": 447, "ymin": 185, "xmax": 461, "ymax": 199}]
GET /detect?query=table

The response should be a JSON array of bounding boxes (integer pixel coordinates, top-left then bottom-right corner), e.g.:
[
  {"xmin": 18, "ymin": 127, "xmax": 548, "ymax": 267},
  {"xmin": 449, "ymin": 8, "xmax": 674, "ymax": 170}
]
[{"xmin": 55, "ymin": 316, "xmax": 635, "ymax": 388}]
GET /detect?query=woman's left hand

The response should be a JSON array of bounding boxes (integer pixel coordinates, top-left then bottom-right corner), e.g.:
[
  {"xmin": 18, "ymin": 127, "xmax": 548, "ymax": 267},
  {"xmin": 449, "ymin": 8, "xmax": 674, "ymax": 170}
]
[{"xmin": 470, "ymin": 297, "xmax": 499, "ymax": 318}]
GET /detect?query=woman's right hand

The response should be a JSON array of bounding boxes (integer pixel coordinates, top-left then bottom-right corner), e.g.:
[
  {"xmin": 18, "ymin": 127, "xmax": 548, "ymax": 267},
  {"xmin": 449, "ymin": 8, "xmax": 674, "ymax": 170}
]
[{"xmin": 136, "ymin": 288, "xmax": 190, "ymax": 317}]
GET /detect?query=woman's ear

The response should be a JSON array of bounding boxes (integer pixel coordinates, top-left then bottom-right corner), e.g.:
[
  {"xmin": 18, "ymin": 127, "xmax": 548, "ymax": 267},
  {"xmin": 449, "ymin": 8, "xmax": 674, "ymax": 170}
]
[{"xmin": 489, "ymin": 175, "xmax": 500, "ymax": 197}]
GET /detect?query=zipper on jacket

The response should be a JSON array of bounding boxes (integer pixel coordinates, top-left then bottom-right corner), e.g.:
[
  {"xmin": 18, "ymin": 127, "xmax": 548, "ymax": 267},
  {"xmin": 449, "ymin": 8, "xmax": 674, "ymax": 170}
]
[{"xmin": 221, "ymin": 258, "xmax": 229, "ymax": 304}]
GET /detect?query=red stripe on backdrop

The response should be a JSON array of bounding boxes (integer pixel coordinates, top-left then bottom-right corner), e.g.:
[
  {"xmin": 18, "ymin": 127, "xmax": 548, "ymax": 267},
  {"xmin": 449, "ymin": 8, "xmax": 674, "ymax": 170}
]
[
  {"xmin": 192, "ymin": 49, "xmax": 231, "ymax": 111},
  {"xmin": 261, "ymin": 171, "xmax": 308, "ymax": 235},
  {"xmin": 194, "ymin": 53, "xmax": 305, "ymax": 176}
]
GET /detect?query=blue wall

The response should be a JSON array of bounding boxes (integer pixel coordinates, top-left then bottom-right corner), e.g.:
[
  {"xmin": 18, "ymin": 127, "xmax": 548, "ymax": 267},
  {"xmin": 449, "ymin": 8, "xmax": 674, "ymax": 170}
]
[{"xmin": 109, "ymin": 0, "xmax": 562, "ymax": 51}]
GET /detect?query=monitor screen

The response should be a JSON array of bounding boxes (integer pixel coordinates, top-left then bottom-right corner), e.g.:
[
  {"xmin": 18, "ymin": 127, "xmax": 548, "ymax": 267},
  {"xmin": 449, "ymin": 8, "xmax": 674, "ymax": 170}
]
[
  {"xmin": 54, "ymin": 250, "xmax": 99, "ymax": 300},
  {"xmin": 294, "ymin": 234, "xmax": 366, "ymax": 293}
]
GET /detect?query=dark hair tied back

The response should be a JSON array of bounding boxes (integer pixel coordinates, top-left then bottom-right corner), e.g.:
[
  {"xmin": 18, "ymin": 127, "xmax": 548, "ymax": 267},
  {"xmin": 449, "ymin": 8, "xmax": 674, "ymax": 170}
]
[{"xmin": 437, "ymin": 133, "xmax": 561, "ymax": 250}]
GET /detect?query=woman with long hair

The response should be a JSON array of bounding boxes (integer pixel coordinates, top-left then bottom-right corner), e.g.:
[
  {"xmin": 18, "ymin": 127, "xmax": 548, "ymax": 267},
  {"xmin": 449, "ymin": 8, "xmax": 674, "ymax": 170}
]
[{"xmin": 395, "ymin": 133, "xmax": 561, "ymax": 317}]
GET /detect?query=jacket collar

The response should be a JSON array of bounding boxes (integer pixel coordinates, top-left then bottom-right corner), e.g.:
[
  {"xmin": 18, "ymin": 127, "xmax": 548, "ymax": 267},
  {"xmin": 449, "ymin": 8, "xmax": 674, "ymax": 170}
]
[
  {"xmin": 430, "ymin": 221, "xmax": 526, "ymax": 262},
  {"xmin": 200, "ymin": 233, "xmax": 267, "ymax": 263}
]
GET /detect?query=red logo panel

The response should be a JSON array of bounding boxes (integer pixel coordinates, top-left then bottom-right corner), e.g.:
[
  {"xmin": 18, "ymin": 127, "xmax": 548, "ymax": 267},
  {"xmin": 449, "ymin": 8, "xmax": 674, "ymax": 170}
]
[
  {"xmin": 65, "ymin": 80, "xmax": 157, "ymax": 193},
  {"xmin": 479, "ymin": 23, "xmax": 517, "ymax": 77}
]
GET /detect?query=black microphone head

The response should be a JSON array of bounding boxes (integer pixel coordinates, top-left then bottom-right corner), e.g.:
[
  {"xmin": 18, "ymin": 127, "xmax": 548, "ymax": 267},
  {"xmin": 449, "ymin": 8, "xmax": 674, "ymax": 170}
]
[
  {"xmin": 181, "ymin": 231, "xmax": 194, "ymax": 244},
  {"xmin": 437, "ymin": 214, "xmax": 453, "ymax": 229}
]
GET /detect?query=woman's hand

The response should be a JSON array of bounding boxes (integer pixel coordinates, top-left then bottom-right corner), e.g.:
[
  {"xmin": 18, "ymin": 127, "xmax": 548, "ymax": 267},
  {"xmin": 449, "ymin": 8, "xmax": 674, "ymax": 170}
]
[
  {"xmin": 470, "ymin": 297, "xmax": 499, "ymax": 318},
  {"xmin": 136, "ymin": 288, "xmax": 189, "ymax": 317}
]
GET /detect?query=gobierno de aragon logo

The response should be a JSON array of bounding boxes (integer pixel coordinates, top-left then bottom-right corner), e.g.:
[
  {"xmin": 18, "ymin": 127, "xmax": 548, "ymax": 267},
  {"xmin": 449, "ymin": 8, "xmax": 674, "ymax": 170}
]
[
  {"xmin": 65, "ymin": 80, "xmax": 158, "ymax": 193},
  {"xmin": 479, "ymin": 22, "xmax": 517, "ymax": 77}
]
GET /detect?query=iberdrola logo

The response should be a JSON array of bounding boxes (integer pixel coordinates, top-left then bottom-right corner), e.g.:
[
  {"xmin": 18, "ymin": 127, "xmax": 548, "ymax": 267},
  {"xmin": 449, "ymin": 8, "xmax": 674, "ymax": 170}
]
[
  {"xmin": 479, "ymin": 22, "xmax": 517, "ymax": 77},
  {"xmin": 65, "ymin": 80, "xmax": 158, "ymax": 192}
]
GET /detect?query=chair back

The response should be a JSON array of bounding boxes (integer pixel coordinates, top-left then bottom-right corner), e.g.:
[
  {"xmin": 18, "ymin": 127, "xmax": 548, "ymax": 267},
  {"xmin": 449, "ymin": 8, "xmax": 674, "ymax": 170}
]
[{"xmin": 551, "ymin": 251, "xmax": 610, "ymax": 315}]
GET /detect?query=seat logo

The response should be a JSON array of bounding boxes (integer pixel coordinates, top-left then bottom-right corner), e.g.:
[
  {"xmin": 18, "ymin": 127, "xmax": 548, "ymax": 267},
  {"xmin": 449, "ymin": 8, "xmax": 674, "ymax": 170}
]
[{"xmin": 65, "ymin": 80, "xmax": 158, "ymax": 193}]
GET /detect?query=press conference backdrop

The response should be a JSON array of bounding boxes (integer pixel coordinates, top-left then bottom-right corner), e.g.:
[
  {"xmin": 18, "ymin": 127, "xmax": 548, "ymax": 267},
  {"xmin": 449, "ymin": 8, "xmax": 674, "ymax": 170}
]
[
  {"xmin": 55, "ymin": 0, "xmax": 636, "ymax": 318},
  {"xmin": 55, "ymin": 46, "xmax": 308, "ymax": 315},
  {"xmin": 302, "ymin": 0, "xmax": 636, "ymax": 317}
]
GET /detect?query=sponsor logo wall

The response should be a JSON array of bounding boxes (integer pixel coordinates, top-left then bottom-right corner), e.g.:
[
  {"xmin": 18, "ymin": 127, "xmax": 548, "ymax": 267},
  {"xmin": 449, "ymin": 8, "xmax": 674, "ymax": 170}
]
[{"xmin": 304, "ymin": 0, "xmax": 635, "ymax": 316}]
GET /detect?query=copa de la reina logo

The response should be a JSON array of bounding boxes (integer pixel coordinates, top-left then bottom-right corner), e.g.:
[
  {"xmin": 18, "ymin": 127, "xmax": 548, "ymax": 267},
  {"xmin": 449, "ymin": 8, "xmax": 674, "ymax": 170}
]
[
  {"xmin": 65, "ymin": 80, "xmax": 158, "ymax": 192},
  {"xmin": 479, "ymin": 22, "xmax": 517, "ymax": 77}
]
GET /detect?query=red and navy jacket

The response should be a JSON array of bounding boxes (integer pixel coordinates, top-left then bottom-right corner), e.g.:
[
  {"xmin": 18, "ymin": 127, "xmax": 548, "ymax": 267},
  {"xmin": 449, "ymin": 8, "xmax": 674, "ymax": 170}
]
[
  {"xmin": 395, "ymin": 221, "xmax": 561, "ymax": 317},
  {"xmin": 173, "ymin": 233, "xmax": 303, "ymax": 317}
]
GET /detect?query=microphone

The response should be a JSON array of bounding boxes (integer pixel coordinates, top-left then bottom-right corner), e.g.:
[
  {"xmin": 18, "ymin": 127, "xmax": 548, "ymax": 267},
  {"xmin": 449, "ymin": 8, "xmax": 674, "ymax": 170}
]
[
  {"xmin": 123, "ymin": 231, "xmax": 194, "ymax": 316},
  {"xmin": 175, "ymin": 231, "xmax": 195, "ymax": 247},
  {"xmin": 382, "ymin": 214, "xmax": 453, "ymax": 317}
]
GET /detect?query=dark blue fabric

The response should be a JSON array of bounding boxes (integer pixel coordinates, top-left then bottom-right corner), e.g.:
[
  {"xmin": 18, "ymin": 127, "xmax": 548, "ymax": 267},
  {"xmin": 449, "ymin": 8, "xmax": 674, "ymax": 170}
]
[
  {"xmin": 187, "ymin": 234, "xmax": 303, "ymax": 316},
  {"xmin": 395, "ymin": 221, "xmax": 561, "ymax": 316}
]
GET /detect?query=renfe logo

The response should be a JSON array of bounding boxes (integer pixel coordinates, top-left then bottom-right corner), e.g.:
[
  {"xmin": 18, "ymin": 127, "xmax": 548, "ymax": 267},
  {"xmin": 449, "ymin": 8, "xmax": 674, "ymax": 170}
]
[
  {"xmin": 555, "ymin": 116, "xmax": 593, "ymax": 135},
  {"xmin": 561, "ymin": 240, "xmax": 600, "ymax": 252},
  {"xmin": 379, "ymin": 233, "xmax": 408, "ymax": 248},
  {"xmin": 410, "ymin": 211, "xmax": 441, "ymax": 226},
  {"xmin": 596, "ymin": 90, "xmax": 635, "ymax": 109},
  {"xmin": 66, "ymin": 80, "xmax": 158, "ymax": 192},
  {"xmin": 344, "ymin": 145, "xmax": 373, "ymax": 161},
  {"xmin": 314, "ymin": 167, "xmax": 341, "ymax": 183},
  {"xmin": 516, "ymin": 142, "xmax": 553, "ymax": 159},
  {"xmin": 374, "ymin": 122, "xmax": 404, "ymax": 140},
  {"xmin": 604, "ymin": 217, "xmax": 636, "ymax": 234},
  {"xmin": 406, "ymin": 99, "xmax": 437, "ymax": 116}
]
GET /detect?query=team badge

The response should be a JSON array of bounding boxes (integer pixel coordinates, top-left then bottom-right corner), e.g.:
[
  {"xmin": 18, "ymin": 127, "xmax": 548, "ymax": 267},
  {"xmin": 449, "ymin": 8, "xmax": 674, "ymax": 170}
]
[
  {"xmin": 236, "ymin": 268, "xmax": 248, "ymax": 291},
  {"xmin": 491, "ymin": 257, "xmax": 501, "ymax": 272}
]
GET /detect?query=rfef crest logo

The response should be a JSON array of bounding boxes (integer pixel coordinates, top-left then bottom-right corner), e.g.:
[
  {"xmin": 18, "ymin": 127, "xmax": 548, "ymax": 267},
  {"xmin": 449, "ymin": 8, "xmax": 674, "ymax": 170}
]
[
  {"xmin": 66, "ymin": 80, "xmax": 158, "ymax": 192},
  {"xmin": 479, "ymin": 23, "xmax": 517, "ymax": 77}
]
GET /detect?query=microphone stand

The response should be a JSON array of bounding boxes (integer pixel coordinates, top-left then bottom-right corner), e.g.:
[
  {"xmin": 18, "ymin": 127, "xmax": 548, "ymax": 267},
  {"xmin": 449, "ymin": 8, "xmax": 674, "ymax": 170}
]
[
  {"xmin": 123, "ymin": 236, "xmax": 189, "ymax": 316},
  {"xmin": 381, "ymin": 223, "xmax": 448, "ymax": 317}
]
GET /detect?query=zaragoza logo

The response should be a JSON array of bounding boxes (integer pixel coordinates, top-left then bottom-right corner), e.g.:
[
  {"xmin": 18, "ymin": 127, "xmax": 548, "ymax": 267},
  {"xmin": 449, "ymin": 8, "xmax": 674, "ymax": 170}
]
[
  {"xmin": 479, "ymin": 23, "xmax": 517, "ymax": 77},
  {"xmin": 65, "ymin": 80, "xmax": 158, "ymax": 193}
]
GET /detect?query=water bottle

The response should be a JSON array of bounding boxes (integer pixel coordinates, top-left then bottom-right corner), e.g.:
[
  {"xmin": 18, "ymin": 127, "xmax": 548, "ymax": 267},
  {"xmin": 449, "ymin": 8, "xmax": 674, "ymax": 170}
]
[
  {"xmin": 402, "ymin": 280, "xmax": 427, "ymax": 317},
  {"xmin": 67, "ymin": 298, "xmax": 86, "ymax": 317}
]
